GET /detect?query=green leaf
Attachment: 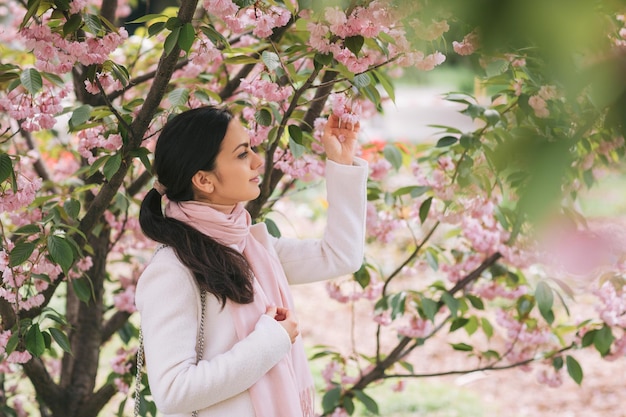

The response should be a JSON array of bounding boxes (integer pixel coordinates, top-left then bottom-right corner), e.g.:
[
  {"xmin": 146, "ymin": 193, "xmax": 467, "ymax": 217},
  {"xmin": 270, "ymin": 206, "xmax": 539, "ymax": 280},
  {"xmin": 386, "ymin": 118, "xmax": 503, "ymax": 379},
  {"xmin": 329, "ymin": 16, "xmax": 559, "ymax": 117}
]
[
  {"xmin": 103, "ymin": 153, "xmax": 122, "ymax": 180},
  {"xmin": 148, "ymin": 21, "xmax": 166, "ymax": 37},
  {"xmin": 566, "ymin": 355, "xmax": 583, "ymax": 385},
  {"xmin": 20, "ymin": 0, "xmax": 41, "ymax": 29},
  {"xmin": 63, "ymin": 13, "xmax": 83, "ymax": 36},
  {"xmin": 345, "ymin": 35, "xmax": 365, "ymax": 56},
  {"xmin": 466, "ymin": 294, "xmax": 485, "ymax": 310},
  {"xmin": 420, "ymin": 296, "xmax": 438, "ymax": 322},
  {"xmin": 165, "ymin": 16, "xmax": 182, "ymax": 30},
  {"xmin": 354, "ymin": 389, "xmax": 379, "ymax": 415},
  {"xmin": 419, "ymin": 197, "xmax": 432, "ymax": 223},
  {"xmin": 167, "ymin": 88, "xmax": 190, "ymax": 108},
  {"xmin": 436, "ymin": 135, "xmax": 458, "ymax": 147},
  {"xmin": 200, "ymin": 24, "xmax": 230, "ymax": 48},
  {"xmin": 352, "ymin": 73, "xmax": 371, "ymax": 88},
  {"xmin": 389, "ymin": 292, "xmax": 407, "ymax": 319},
  {"xmin": 72, "ymin": 277, "xmax": 93, "ymax": 303},
  {"xmin": 164, "ymin": 27, "xmax": 181, "ymax": 56},
  {"xmin": 288, "ymin": 125, "xmax": 303, "ymax": 145},
  {"xmin": 126, "ymin": 13, "xmax": 166, "ymax": 24},
  {"xmin": 594, "ymin": 325, "xmax": 614, "ymax": 356},
  {"xmin": 264, "ymin": 218, "xmax": 281, "ymax": 238},
  {"xmin": 322, "ymin": 387, "xmax": 342, "ymax": 414},
  {"xmin": 353, "ymin": 263, "xmax": 370, "ymax": 289},
  {"xmin": 451, "ymin": 342, "xmax": 473, "ymax": 352},
  {"xmin": 64, "ymin": 199, "xmax": 81, "ymax": 219},
  {"xmin": 255, "ymin": 108, "xmax": 272, "ymax": 127},
  {"xmin": 26, "ymin": 324, "xmax": 46, "ymax": 356},
  {"xmin": 392, "ymin": 185, "xmax": 429, "ymax": 198},
  {"xmin": 47, "ymin": 235, "xmax": 74, "ymax": 274},
  {"xmin": 0, "ymin": 153, "xmax": 12, "ymax": 183},
  {"xmin": 262, "ymin": 51, "xmax": 281, "ymax": 72},
  {"xmin": 535, "ymin": 281, "xmax": 554, "ymax": 324},
  {"xmin": 69, "ymin": 104, "xmax": 93, "ymax": 129},
  {"xmin": 441, "ymin": 292, "xmax": 459, "ymax": 317},
  {"xmin": 178, "ymin": 23, "xmax": 195, "ymax": 54},
  {"xmin": 383, "ymin": 144, "xmax": 402, "ymax": 170},
  {"xmin": 9, "ymin": 241, "xmax": 36, "ymax": 267},
  {"xmin": 83, "ymin": 14, "xmax": 103, "ymax": 35},
  {"xmin": 49, "ymin": 328, "xmax": 72, "ymax": 353},
  {"xmin": 289, "ymin": 138, "xmax": 306, "ymax": 159},
  {"xmin": 450, "ymin": 317, "xmax": 469, "ymax": 332},
  {"xmin": 20, "ymin": 68, "xmax": 43, "ymax": 95},
  {"xmin": 13, "ymin": 224, "xmax": 40, "ymax": 235}
]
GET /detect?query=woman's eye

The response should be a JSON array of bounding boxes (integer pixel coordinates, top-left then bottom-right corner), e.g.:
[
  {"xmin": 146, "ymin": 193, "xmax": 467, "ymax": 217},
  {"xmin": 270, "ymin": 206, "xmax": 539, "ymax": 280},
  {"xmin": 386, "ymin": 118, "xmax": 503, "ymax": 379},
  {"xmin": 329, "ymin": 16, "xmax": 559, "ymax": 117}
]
[
  {"xmin": 238, "ymin": 151, "xmax": 248, "ymax": 159},
  {"xmin": 251, "ymin": 146, "xmax": 258, "ymax": 153}
]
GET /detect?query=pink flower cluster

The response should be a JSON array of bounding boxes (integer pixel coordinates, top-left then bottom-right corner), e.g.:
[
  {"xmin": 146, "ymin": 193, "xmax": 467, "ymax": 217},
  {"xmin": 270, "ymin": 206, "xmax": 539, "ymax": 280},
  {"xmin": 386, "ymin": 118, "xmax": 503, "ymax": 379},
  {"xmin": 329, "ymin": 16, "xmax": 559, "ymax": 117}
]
[
  {"xmin": 330, "ymin": 94, "xmax": 361, "ymax": 127},
  {"xmin": 365, "ymin": 203, "xmax": 403, "ymax": 244},
  {"xmin": 306, "ymin": 4, "xmax": 445, "ymax": 74},
  {"xmin": 459, "ymin": 196, "xmax": 511, "ymax": 255},
  {"xmin": 472, "ymin": 281, "xmax": 528, "ymax": 301},
  {"xmin": 77, "ymin": 126, "xmax": 123, "ymax": 164},
  {"xmin": 325, "ymin": 276, "xmax": 383, "ymax": 304},
  {"xmin": 0, "ymin": 84, "xmax": 66, "ymax": 132},
  {"xmin": 453, "ymin": 31, "xmax": 480, "ymax": 56},
  {"xmin": 528, "ymin": 85, "xmax": 558, "ymax": 119},
  {"xmin": 272, "ymin": 148, "xmax": 325, "ymax": 181},
  {"xmin": 239, "ymin": 77, "xmax": 293, "ymax": 103},
  {"xmin": 202, "ymin": 0, "xmax": 291, "ymax": 38},
  {"xmin": 0, "ymin": 173, "xmax": 42, "ymax": 213},
  {"xmin": 495, "ymin": 308, "xmax": 557, "ymax": 367},
  {"xmin": 20, "ymin": 23, "xmax": 128, "ymax": 74},
  {"xmin": 397, "ymin": 315, "xmax": 433, "ymax": 339},
  {"xmin": 593, "ymin": 281, "xmax": 626, "ymax": 328},
  {"xmin": 84, "ymin": 72, "xmax": 124, "ymax": 95}
]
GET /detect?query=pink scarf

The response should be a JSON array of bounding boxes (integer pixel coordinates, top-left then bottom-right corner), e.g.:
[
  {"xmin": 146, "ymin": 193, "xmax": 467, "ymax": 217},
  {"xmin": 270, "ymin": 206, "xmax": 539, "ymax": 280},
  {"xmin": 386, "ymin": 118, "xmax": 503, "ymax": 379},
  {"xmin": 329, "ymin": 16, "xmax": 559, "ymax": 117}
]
[{"xmin": 165, "ymin": 201, "xmax": 315, "ymax": 417}]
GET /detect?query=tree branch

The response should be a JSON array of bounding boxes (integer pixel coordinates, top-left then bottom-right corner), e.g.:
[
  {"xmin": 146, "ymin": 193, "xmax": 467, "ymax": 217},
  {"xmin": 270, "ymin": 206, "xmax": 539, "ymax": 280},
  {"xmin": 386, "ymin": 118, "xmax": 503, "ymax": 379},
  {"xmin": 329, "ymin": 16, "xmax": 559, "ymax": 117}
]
[
  {"xmin": 101, "ymin": 310, "xmax": 131, "ymax": 343},
  {"xmin": 22, "ymin": 357, "xmax": 64, "ymax": 415}
]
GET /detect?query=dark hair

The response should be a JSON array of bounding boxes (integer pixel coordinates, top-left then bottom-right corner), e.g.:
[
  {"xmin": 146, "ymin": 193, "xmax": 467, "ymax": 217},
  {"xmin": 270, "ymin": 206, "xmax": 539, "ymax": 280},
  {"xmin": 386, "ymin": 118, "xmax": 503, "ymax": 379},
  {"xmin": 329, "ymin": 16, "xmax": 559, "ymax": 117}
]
[{"xmin": 139, "ymin": 106, "xmax": 254, "ymax": 306}]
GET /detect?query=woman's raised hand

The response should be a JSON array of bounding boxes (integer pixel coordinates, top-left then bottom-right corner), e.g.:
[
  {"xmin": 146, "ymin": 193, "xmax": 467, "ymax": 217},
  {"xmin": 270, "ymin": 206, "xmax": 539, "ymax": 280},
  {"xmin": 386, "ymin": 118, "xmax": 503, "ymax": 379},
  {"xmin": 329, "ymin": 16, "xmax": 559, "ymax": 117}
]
[
  {"xmin": 265, "ymin": 305, "xmax": 299, "ymax": 344},
  {"xmin": 321, "ymin": 114, "xmax": 360, "ymax": 165}
]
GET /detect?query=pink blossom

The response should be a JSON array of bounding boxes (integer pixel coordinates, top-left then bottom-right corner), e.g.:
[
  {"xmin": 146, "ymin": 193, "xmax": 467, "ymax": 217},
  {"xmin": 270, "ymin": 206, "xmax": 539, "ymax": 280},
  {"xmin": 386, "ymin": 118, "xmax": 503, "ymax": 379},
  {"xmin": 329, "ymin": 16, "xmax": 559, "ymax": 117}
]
[
  {"xmin": 0, "ymin": 330, "xmax": 11, "ymax": 355},
  {"xmin": 397, "ymin": 315, "xmax": 433, "ymax": 338},
  {"xmin": 593, "ymin": 281, "xmax": 626, "ymax": 327},
  {"xmin": 239, "ymin": 77, "xmax": 293, "ymax": 102},
  {"xmin": 414, "ymin": 52, "xmax": 446, "ymax": 71},
  {"xmin": 373, "ymin": 310, "xmax": 392, "ymax": 326},
  {"xmin": 7, "ymin": 350, "xmax": 32, "ymax": 364},
  {"xmin": 369, "ymin": 158, "xmax": 392, "ymax": 181},
  {"xmin": 114, "ymin": 286, "xmax": 137, "ymax": 313},
  {"xmin": 273, "ymin": 149, "xmax": 325, "ymax": 181},
  {"xmin": 536, "ymin": 367, "xmax": 563, "ymax": 387},
  {"xmin": 391, "ymin": 379, "xmax": 406, "ymax": 392},
  {"xmin": 366, "ymin": 204, "xmax": 403, "ymax": 244},
  {"xmin": 538, "ymin": 85, "xmax": 558, "ymax": 100},
  {"xmin": 528, "ymin": 95, "xmax": 550, "ymax": 118},
  {"xmin": 453, "ymin": 31, "xmax": 479, "ymax": 56}
]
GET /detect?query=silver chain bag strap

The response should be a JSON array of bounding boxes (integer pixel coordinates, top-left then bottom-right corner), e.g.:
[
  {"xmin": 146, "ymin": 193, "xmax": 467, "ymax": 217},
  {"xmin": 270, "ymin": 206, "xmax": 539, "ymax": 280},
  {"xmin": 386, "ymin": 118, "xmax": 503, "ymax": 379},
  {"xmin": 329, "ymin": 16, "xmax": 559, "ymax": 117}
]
[{"xmin": 134, "ymin": 290, "xmax": 207, "ymax": 417}]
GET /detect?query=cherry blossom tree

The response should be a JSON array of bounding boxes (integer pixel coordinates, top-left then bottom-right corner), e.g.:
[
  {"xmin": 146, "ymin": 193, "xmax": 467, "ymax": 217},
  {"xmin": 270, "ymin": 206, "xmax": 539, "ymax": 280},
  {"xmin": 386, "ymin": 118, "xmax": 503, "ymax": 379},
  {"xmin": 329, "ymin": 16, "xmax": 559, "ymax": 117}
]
[{"xmin": 1, "ymin": 0, "xmax": 625, "ymax": 416}]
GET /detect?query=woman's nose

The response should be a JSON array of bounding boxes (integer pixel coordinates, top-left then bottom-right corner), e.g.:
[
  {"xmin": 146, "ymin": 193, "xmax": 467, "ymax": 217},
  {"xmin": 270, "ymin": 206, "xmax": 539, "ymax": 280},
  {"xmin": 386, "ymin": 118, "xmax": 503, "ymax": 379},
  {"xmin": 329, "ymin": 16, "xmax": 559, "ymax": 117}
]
[{"xmin": 253, "ymin": 151, "xmax": 264, "ymax": 170}]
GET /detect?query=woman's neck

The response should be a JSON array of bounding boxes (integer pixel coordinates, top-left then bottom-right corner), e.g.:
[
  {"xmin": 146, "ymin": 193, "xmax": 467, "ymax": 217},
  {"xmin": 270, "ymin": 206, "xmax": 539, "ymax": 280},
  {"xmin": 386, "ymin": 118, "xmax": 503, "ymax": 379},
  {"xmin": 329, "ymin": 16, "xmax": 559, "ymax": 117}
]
[{"xmin": 204, "ymin": 201, "xmax": 236, "ymax": 214}]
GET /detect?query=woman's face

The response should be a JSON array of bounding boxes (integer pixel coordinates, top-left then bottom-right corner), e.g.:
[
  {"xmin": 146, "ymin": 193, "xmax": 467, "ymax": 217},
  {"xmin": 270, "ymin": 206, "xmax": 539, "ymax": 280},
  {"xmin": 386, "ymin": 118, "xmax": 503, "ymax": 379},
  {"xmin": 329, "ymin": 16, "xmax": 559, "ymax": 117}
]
[{"xmin": 193, "ymin": 118, "xmax": 264, "ymax": 206}]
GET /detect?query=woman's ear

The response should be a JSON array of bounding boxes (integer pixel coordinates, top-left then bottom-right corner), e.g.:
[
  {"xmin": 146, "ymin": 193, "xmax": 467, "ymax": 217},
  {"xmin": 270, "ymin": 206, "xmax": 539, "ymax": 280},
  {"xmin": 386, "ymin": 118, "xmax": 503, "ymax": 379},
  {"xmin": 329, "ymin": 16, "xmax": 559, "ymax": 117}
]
[{"xmin": 191, "ymin": 170, "xmax": 215, "ymax": 194}]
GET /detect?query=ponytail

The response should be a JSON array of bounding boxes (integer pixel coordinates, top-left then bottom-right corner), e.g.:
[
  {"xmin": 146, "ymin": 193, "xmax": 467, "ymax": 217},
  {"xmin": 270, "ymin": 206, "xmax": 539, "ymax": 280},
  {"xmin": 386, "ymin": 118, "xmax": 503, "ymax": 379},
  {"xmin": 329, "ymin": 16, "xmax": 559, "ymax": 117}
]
[{"xmin": 140, "ymin": 173, "xmax": 254, "ymax": 306}]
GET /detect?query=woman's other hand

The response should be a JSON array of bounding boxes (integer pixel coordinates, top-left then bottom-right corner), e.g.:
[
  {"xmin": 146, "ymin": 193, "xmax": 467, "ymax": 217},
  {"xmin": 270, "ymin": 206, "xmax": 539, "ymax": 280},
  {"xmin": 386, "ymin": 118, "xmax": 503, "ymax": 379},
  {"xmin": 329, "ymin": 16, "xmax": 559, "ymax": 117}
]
[
  {"xmin": 321, "ymin": 114, "xmax": 360, "ymax": 165},
  {"xmin": 265, "ymin": 305, "xmax": 299, "ymax": 344}
]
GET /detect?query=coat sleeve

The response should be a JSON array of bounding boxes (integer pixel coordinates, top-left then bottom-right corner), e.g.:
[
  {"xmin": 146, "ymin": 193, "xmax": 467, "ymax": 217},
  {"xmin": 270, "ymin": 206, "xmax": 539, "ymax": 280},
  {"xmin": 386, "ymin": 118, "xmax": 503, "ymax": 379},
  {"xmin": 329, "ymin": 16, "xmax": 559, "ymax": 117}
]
[
  {"xmin": 135, "ymin": 251, "xmax": 292, "ymax": 414},
  {"xmin": 273, "ymin": 157, "xmax": 368, "ymax": 284}
]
